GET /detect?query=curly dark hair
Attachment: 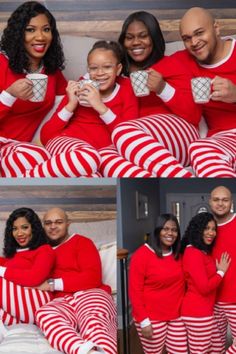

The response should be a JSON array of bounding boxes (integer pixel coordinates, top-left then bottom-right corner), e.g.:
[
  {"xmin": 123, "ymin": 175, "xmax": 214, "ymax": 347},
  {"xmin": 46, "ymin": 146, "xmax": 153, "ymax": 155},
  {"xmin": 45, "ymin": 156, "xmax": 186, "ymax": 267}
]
[
  {"xmin": 88, "ymin": 40, "xmax": 124, "ymax": 63},
  {"xmin": 152, "ymin": 213, "xmax": 181, "ymax": 259},
  {"xmin": 181, "ymin": 212, "xmax": 217, "ymax": 254},
  {"xmin": 0, "ymin": 1, "xmax": 65, "ymax": 74},
  {"xmin": 118, "ymin": 11, "xmax": 165, "ymax": 76},
  {"xmin": 3, "ymin": 207, "xmax": 48, "ymax": 258}
]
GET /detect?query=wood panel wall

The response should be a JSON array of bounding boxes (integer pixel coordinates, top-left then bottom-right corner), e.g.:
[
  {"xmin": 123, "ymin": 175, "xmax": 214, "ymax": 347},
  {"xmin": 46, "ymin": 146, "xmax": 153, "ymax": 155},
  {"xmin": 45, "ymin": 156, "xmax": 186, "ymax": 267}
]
[
  {"xmin": 0, "ymin": 185, "xmax": 116, "ymax": 222},
  {"xmin": 0, "ymin": 1, "xmax": 235, "ymax": 42}
]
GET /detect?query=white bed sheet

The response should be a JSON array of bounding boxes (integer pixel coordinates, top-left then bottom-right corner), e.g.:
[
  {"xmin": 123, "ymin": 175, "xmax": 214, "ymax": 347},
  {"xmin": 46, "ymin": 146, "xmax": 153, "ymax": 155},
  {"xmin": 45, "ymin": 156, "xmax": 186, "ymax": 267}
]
[{"xmin": 0, "ymin": 324, "xmax": 62, "ymax": 353}]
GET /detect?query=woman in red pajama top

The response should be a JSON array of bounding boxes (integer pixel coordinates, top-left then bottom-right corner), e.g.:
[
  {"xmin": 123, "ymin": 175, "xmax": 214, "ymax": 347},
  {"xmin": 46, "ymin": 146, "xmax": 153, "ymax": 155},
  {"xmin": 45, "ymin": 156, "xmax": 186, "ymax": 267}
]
[
  {"xmin": 104, "ymin": 11, "xmax": 202, "ymax": 178},
  {"xmin": 0, "ymin": 1, "xmax": 67, "ymax": 177},
  {"xmin": 129, "ymin": 214, "xmax": 188, "ymax": 354},
  {"xmin": 180, "ymin": 212, "xmax": 230, "ymax": 354},
  {"xmin": 0, "ymin": 207, "xmax": 55, "ymax": 326}
]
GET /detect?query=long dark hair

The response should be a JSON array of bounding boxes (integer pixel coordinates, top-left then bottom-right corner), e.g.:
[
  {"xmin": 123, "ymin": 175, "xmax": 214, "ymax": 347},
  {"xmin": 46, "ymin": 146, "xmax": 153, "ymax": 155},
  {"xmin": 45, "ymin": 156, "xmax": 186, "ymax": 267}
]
[
  {"xmin": 3, "ymin": 207, "xmax": 48, "ymax": 258},
  {"xmin": 152, "ymin": 213, "xmax": 181, "ymax": 259},
  {"xmin": 181, "ymin": 212, "xmax": 217, "ymax": 254},
  {"xmin": 0, "ymin": 1, "xmax": 65, "ymax": 74},
  {"xmin": 118, "ymin": 11, "xmax": 165, "ymax": 76}
]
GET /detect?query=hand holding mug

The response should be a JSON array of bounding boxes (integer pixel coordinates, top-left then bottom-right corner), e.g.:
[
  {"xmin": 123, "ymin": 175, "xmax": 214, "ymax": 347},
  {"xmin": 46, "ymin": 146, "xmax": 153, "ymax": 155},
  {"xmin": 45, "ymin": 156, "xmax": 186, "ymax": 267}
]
[
  {"xmin": 6, "ymin": 78, "xmax": 33, "ymax": 101},
  {"xmin": 146, "ymin": 69, "xmax": 166, "ymax": 94},
  {"xmin": 211, "ymin": 76, "xmax": 236, "ymax": 103}
]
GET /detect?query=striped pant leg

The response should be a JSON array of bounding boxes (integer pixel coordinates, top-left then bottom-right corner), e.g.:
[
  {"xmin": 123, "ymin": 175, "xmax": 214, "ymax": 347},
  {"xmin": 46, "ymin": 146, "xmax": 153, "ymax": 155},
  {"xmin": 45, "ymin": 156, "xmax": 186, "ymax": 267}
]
[
  {"xmin": 35, "ymin": 296, "xmax": 85, "ymax": 354},
  {"xmin": 0, "ymin": 278, "xmax": 52, "ymax": 324},
  {"xmin": 24, "ymin": 136, "xmax": 101, "ymax": 177},
  {"xmin": 112, "ymin": 114, "xmax": 199, "ymax": 177},
  {"xmin": 166, "ymin": 318, "xmax": 188, "ymax": 354},
  {"xmin": 75, "ymin": 289, "xmax": 117, "ymax": 354},
  {"xmin": 182, "ymin": 316, "xmax": 215, "ymax": 353},
  {"xmin": 0, "ymin": 142, "xmax": 51, "ymax": 177},
  {"xmin": 216, "ymin": 302, "xmax": 236, "ymax": 354},
  {"xmin": 99, "ymin": 145, "xmax": 153, "ymax": 177},
  {"xmin": 211, "ymin": 303, "xmax": 228, "ymax": 353},
  {"xmin": 189, "ymin": 132, "xmax": 236, "ymax": 177},
  {"xmin": 134, "ymin": 320, "xmax": 168, "ymax": 354}
]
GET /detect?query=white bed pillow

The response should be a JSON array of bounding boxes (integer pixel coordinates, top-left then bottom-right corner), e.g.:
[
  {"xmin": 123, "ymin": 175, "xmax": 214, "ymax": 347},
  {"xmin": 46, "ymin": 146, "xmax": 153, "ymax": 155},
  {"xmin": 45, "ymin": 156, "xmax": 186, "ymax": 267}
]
[{"xmin": 98, "ymin": 241, "xmax": 116, "ymax": 294}]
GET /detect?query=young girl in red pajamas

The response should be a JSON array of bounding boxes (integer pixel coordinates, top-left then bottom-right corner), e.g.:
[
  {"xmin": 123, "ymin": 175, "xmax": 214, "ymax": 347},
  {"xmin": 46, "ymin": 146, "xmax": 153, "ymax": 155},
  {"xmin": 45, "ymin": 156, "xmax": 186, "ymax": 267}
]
[
  {"xmin": 10, "ymin": 40, "xmax": 149, "ymax": 178},
  {"xmin": 0, "ymin": 207, "xmax": 54, "ymax": 328},
  {"xmin": 0, "ymin": 1, "xmax": 67, "ymax": 177},
  {"xmin": 129, "ymin": 214, "xmax": 188, "ymax": 354},
  {"xmin": 100, "ymin": 11, "xmax": 201, "ymax": 178},
  {"xmin": 180, "ymin": 212, "xmax": 231, "ymax": 354}
]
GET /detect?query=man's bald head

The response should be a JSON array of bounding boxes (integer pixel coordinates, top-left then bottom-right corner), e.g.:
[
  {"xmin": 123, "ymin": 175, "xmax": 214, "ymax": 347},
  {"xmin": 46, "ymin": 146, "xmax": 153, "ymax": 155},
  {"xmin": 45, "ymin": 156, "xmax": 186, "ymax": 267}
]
[
  {"xmin": 180, "ymin": 7, "xmax": 220, "ymax": 64},
  {"xmin": 43, "ymin": 207, "xmax": 68, "ymax": 223},
  {"xmin": 209, "ymin": 186, "xmax": 233, "ymax": 223},
  {"xmin": 180, "ymin": 7, "xmax": 214, "ymax": 34},
  {"xmin": 43, "ymin": 207, "xmax": 70, "ymax": 245}
]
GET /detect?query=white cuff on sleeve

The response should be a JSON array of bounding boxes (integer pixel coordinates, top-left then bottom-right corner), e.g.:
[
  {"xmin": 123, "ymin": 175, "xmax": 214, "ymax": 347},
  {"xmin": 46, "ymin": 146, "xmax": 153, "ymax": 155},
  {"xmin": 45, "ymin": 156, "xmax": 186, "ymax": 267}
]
[
  {"xmin": 156, "ymin": 82, "xmax": 175, "ymax": 102},
  {"xmin": 58, "ymin": 107, "xmax": 73, "ymax": 121},
  {"xmin": 53, "ymin": 278, "xmax": 64, "ymax": 291},
  {"xmin": 0, "ymin": 90, "xmax": 17, "ymax": 107},
  {"xmin": 0, "ymin": 266, "xmax": 6, "ymax": 277},
  {"xmin": 100, "ymin": 109, "xmax": 116, "ymax": 124},
  {"xmin": 217, "ymin": 270, "xmax": 225, "ymax": 278},
  {"xmin": 140, "ymin": 318, "xmax": 151, "ymax": 328}
]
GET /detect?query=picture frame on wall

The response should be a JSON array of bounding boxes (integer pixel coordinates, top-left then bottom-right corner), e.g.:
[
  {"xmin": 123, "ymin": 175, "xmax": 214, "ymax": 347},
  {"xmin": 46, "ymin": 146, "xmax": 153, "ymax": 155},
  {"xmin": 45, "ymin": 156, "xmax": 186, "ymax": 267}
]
[{"xmin": 135, "ymin": 191, "xmax": 149, "ymax": 220}]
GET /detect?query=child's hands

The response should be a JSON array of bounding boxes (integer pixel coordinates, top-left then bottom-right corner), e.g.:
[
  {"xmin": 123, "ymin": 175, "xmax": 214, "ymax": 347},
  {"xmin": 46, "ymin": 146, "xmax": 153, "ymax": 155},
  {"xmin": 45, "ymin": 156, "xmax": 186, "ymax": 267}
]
[
  {"xmin": 78, "ymin": 84, "xmax": 108, "ymax": 115},
  {"xmin": 65, "ymin": 80, "xmax": 79, "ymax": 112}
]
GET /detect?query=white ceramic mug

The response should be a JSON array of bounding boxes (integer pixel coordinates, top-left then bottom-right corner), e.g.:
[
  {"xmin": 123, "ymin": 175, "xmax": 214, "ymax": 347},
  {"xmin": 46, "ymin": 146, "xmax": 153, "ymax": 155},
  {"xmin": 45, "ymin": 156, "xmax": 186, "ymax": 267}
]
[
  {"xmin": 191, "ymin": 77, "xmax": 212, "ymax": 103},
  {"xmin": 130, "ymin": 70, "xmax": 150, "ymax": 97},
  {"xmin": 77, "ymin": 79, "xmax": 100, "ymax": 107},
  {"xmin": 26, "ymin": 73, "xmax": 48, "ymax": 102}
]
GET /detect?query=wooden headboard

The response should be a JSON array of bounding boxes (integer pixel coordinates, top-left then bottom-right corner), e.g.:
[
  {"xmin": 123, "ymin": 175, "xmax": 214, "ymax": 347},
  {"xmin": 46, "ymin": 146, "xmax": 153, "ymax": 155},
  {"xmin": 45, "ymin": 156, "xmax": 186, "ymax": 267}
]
[
  {"xmin": 0, "ymin": 185, "xmax": 116, "ymax": 222},
  {"xmin": 0, "ymin": 1, "xmax": 235, "ymax": 42}
]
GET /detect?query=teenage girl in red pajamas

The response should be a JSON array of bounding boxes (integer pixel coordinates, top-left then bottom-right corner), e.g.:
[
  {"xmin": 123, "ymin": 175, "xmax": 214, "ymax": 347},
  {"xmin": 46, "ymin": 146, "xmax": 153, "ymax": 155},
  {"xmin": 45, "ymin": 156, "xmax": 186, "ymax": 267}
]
[
  {"xmin": 129, "ymin": 214, "xmax": 188, "ymax": 354},
  {"xmin": 180, "ymin": 212, "xmax": 230, "ymax": 354},
  {"xmin": 0, "ymin": 207, "xmax": 54, "ymax": 327}
]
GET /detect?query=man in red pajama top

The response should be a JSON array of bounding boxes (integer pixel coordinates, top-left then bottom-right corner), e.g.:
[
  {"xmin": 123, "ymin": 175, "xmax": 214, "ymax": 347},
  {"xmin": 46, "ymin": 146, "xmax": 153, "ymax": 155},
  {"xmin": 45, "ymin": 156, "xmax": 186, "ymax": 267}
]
[
  {"xmin": 209, "ymin": 186, "xmax": 236, "ymax": 353},
  {"xmin": 35, "ymin": 208, "xmax": 116, "ymax": 354},
  {"xmin": 173, "ymin": 7, "xmax": 236, "ymax": 177}
]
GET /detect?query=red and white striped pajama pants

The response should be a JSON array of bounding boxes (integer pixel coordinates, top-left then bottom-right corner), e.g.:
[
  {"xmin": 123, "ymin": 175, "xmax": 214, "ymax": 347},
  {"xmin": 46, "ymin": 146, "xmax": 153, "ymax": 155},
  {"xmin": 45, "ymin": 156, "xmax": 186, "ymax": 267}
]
[
  {"xmin": 188, "ymin": 130, "xmax": 236, "ymax": 177},
  {"xmin": 36, "ymin": 289, "xmax": 117, "ymax": 354},
  {"xmin": 211, "ymin": 302, "xmax": 236, "ymax": 354},
  {"xmin": 135, "ymin": 318, "xmax": 188, "ymax": 354},
  {"xmin": 111, "ymin": 114, "xmax": 200, "ymax": 178},
  {"xmin": 0, "ymin": 137, "xmax": 101, "ymax": 177},
  {"xmin": 99, "ymin": 145, "xmax": 152, "ymax": 177},
  {"xmin": 182, "ymin": 316, "xmax": 215, "ymax": 354},
  {"xmin": 0, "ymin": 278, "xmax": 52, "ymax": 325}
]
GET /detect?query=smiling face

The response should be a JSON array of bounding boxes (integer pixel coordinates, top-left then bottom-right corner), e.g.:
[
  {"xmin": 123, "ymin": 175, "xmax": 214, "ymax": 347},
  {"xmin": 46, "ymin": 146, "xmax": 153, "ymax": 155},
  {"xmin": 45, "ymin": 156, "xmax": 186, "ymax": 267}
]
[
  {"xmin": 24, "ymin": 13, "xmax": 53, "ymax": 70},
  {"xmin": 202, "ymin": 220, "xmax": 217, "ymax": 245},
  {"xmin": 123, "ymin": 20, "xmax": 153, "ymax": 65},
  {"xmin": 209, "ymin": 186, "xmax": 232, "ymax": 223},
  {"xmin": 43, "ymin": 208, "xmax": 69, "ymax": 246},
  {"xmin": 88, "ymin": 48, "xmax": 122, "ymax": 97},
  {"xmin": 12, "ymin": 216, "xmax": 32, "ymax": 247},
  {"xmin": 180, "ymin": 8, "xmax": 220, "ymax": 64},
  {"xmin": 159, "ymin": 220, "xmax": 178, "ymax": 252}
]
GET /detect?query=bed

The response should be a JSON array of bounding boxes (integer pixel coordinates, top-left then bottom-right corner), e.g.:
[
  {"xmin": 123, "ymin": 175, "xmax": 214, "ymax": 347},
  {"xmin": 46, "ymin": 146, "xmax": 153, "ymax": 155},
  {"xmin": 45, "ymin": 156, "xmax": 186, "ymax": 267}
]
[{"xmin": 0, "ymin": 219, "xmax": 116, "ymax": 353}]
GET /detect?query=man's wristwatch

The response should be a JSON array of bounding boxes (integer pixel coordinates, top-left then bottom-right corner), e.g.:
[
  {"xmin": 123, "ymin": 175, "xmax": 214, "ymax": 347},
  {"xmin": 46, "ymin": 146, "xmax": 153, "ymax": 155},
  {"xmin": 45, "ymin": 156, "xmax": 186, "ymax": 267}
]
[{"xmin": 47, "ymin": 278, "xmax": 54, "ymax": 291}]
